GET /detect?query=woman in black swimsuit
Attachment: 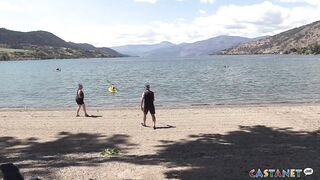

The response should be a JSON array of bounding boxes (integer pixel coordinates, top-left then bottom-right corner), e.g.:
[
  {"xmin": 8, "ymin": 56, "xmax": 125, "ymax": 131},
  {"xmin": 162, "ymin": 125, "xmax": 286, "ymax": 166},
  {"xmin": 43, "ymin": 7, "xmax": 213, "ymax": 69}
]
[{"xmin": 76, "ymin": 84, "xmax": 89, "ymax": 117}]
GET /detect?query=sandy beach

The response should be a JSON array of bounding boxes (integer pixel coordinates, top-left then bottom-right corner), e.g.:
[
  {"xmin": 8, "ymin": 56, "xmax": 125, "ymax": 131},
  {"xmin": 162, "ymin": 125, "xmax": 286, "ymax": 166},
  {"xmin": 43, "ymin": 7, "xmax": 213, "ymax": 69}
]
[{"xmin": 0, "ymin": 104, "xmax": 319, "ymax": 179}]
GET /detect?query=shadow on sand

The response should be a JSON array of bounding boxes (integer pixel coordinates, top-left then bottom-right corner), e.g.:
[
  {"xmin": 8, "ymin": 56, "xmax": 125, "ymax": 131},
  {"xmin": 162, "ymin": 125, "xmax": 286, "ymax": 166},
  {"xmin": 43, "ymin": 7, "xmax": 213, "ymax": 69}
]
[
  {"xmin": 1, "ymin": 125, "xmax": 319, "ymax": 179},
  {"xmin": 87, "ymin": 115, "xmax": 103, "ymax": 118},
  {"xmin": 0, "ymin": 133, "xmax": 136, "ymax": 178},
  {"xmin": 115, "ymin": 125, "xmax": 319, "ymax": 179},
  {"xmin": 156, "ymin": 124, "xmax": 176, "ymax": 129},
  {"xmin": 155, "ymin": 125, "xmax": 320, "ymax": 179}
]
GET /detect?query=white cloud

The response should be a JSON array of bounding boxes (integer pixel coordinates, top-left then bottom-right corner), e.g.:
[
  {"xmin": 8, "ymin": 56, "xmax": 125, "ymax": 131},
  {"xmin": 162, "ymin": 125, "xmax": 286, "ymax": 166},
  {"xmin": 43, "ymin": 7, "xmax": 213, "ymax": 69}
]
[
  {"xmin": 199, "ymin": 10, "xmax": 207, "ymax": 14},
  {"xmin": 134, "ymin": 0, "xmax": 217, "ymax": 4},
  {"xmin": 57, "ymin": 1, "xmax": 320, "ymax": 46},
  {"xmin": 278, "ymin": 0, "xmax": 320, "ymax": 5},
  {"xmin": 0, "ymin": 1, "xmax": 22, "ymax": 12},
  {"xmin": 134, "ymin": 0, "xmax": 158, "ymax": 4},
  {"xmin": 279, "ymin": 0, "xmax": 303, "ymax": 2},
  {"xmin": 200, "ymin": 0, "xmax": 215, "ymax": 4},
  {"xmin": 1, "ymin": 0, "xmax": 319, "ymax": 47},
  {"xmin": 191, "ymin": 1, "xmax": 320, "ymax": 38}
]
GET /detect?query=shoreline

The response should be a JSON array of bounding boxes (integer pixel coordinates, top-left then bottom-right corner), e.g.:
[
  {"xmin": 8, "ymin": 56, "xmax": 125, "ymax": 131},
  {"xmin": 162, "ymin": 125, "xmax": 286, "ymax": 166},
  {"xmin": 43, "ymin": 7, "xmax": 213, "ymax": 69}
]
[
  {"xmin": 1, "ymin": 54, "xmax": 319, "ymax": 62},
  {"xmin": 1, "ymin": 101, "xmax": 320, "ymax": 112},
  {"xmin": 0, "ymin": 56, "xmax": 129, "ymax": 62}
]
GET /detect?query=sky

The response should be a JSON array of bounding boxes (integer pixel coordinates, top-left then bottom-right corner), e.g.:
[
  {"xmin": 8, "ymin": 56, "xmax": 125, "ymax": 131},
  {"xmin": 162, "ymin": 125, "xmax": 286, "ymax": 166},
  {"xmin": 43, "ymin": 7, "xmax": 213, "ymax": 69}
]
[{"xmin": 0, "ymin": 0, "xmax": 320, "ymax": 47}]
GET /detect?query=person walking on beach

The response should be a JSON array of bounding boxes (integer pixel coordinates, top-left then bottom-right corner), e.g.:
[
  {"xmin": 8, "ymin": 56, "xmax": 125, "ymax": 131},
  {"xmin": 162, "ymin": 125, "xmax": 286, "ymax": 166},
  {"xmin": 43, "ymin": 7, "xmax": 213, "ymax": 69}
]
[
  {"xmin": 141, "ymin": 84, "xmax": 156, "ymax": 129},
  {"xmin": 76, "ymin": 84, "xmax": 89, "ymax": 117}
]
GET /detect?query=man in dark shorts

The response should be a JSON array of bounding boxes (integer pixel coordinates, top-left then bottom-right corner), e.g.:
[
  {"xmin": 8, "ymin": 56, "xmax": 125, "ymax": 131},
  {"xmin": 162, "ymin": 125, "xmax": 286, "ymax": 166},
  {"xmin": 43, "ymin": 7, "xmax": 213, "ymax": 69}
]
[{"xmin": 141, "ymin": 84, "xmax": 156, "ymax": 129}]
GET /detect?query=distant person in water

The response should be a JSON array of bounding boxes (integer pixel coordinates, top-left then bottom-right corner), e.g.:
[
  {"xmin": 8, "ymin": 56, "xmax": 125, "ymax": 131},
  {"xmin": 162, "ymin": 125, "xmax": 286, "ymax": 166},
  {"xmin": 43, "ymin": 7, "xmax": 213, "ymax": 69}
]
[
  {"xmin": 76, "ymin": 84, "xmax": 89, "ymax": 117},
  {"xmin": 141, "ymin": 84, "xmax": 156, "ymax": 129},
  {"xmin": 109, "ymin": 83, "xmax": 117, "ymax": 92}
]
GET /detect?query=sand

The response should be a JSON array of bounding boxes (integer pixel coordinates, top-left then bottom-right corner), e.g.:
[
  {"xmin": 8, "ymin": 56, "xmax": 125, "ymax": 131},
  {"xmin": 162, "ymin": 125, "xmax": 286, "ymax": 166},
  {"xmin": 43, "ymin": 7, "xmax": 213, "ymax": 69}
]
[{"xmin": 0, "ymin": 104, "xmax": 319, "ymax": 179}]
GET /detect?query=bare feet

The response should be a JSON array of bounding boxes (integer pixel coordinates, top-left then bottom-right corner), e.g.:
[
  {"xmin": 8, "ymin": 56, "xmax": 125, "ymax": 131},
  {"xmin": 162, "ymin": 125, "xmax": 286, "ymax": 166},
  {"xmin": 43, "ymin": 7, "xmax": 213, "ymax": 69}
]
[
  {"xmin": 76, "ymin": 115, "xmax": 80, "ymax": 117},
  {"xmin": 141, "ymin": 123, "xmax": 147, "ymax": 127},
  {"xmin": 153, "ymin": 126, "xmax": 156, "ymax": 130},
  {"xmin": 85, "ymin": 114, "xmax": 90, "ymax": 117}
]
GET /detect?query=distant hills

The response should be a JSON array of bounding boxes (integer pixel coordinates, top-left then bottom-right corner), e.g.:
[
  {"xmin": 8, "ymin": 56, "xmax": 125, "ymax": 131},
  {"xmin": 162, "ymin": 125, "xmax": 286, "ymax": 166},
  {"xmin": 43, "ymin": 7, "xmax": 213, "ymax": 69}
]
[
  {"xmin": 113, "ymin": 36, "xmax": 263, "ymax": 57},
  {"xmin": 0, "ymin": 28, "xmax": 125, "ymax": 60},
  {"xmin": 146, "ymin": 36, "xmax": 265, "ymax": 57},
  {"xmin": 112, "ymin": 41, "xmax": 175, "ymax": 57},
  {"xmin": 222, "ymin": 20, "xmax": 320, "ymax": 55},
  {"xmin": 2, "ymin": 20, "xmax": 319, "ymax": 61}
]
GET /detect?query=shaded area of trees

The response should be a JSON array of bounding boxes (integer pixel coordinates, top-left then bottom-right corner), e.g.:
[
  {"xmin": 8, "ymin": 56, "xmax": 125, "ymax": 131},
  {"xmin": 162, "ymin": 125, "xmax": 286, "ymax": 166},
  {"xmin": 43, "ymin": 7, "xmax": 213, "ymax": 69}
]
[
  {"xmin": 156, "ymin": 125, "xmax": 319, "ymax": 179},
  {"xmin": 285, "ymin": 43, "xmax": 320, "ymax": 55},
  {"xmin": 108, "ymin": 125, "xmax": 319, "ymax": 179},
  {"xmin": 1, "ymin": 126, "xmax": 319, "ymax": 179},
  {"xmin": 0, "ymin": 133, "xmax": 137, "ymax": 178},
  {"xmin": 0, "ymin": 46, "xmax": 121, "ymax": 61}
]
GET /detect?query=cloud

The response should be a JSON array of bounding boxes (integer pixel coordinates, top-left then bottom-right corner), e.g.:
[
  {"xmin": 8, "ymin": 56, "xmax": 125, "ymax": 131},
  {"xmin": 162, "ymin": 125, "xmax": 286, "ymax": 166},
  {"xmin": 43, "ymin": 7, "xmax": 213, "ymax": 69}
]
[
  {"xmin": 48, "ymin": 21, "xmax": 198, "ymax": 47},
  {"xmin": 278, "ymin": 0, "xmax": 320, "ymax": 5},
  {"xmin": 192, "ymin": 1, "xmax": 320, "ymax": 38},
  {"xmin": 134, "ymin": 0, "xmax": 158, "ymax": 4},
  {"xmin": 0, "ymin": 1, "xmax": 22, "ymax": 12},
  {"xmin": 57, "ymin": 1, "xmax": 320, "ymax": 47},
  {"xmin": 1, "ymin": 0, "xmax": 319, "ymax": 47},
  {"xmin": 199, "ymin": 0, "xmax": 215, "ymax": 4},
  {"xmin": 199, "ymin": 10, "xmax": 207, "ymax": 14},
  {"xmin": 134, "ymin": 0, "xmax": 217, "ymax": 4}
]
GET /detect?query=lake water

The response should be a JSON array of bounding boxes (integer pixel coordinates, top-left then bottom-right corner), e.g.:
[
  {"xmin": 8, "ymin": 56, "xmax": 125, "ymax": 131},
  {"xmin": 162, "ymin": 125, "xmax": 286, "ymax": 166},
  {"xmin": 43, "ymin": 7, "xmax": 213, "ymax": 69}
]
[{"xmin": 1, "ymin": 55, "xmax": 320, "ymax": 109}]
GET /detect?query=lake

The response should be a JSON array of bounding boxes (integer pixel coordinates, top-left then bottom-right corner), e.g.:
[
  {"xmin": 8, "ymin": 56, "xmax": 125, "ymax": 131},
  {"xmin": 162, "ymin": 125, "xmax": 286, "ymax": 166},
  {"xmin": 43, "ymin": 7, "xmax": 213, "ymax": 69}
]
[{"xmin": 1, "ymin": 55, "xmax": 320, "ymax": 109}]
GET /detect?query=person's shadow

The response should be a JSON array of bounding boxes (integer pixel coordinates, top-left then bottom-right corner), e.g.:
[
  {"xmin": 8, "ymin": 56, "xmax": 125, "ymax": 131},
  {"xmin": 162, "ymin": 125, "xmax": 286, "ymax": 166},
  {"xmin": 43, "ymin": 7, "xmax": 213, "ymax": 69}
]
[
  {"xmin": 87, "ymin": 115, "xmax": 103, "ymax": 118},
  {"xmin": 141, "ymin": 124, "xmax": 176, "ymax": 129},
  {"xmin": 156, "ymin": 124, "xmax": 176, "ymax": 129}
]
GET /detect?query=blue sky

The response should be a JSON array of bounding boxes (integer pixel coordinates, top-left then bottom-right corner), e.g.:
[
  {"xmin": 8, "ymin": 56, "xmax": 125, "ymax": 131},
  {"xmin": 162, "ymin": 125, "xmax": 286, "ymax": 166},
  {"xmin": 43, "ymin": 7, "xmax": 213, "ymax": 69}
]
[{"xmin": 0, "ymin": 0, "xmax": 319, "ymax": 46}]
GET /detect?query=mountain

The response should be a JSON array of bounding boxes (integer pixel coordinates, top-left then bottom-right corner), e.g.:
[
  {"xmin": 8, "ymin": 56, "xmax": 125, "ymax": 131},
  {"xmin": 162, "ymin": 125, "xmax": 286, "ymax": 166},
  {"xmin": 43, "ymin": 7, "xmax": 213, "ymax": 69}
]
[
  {"xmin": 0, "ymin": 28, "xmax": 124, "ymax": 60},
  {"xmin": 146, "ymin": 36, "xmax": 263, "ymax": 57},
  {"xmin": 221, "ymin": 20, "xmax": 320, "ymax": 55},
  {"xmin": 0, "ymin": 28, "xmax": 74, "ymax": 49},
  {"xmin": 113, "ymin": 36, "xmax": 262, "ymax": 57},
  {"xmin": 112, "ymin": 41, "xmax": 175, "ymax": 57},
  {"xmin": 68, "ymin": 42, "xmax": 124, "ymax": 57}
]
